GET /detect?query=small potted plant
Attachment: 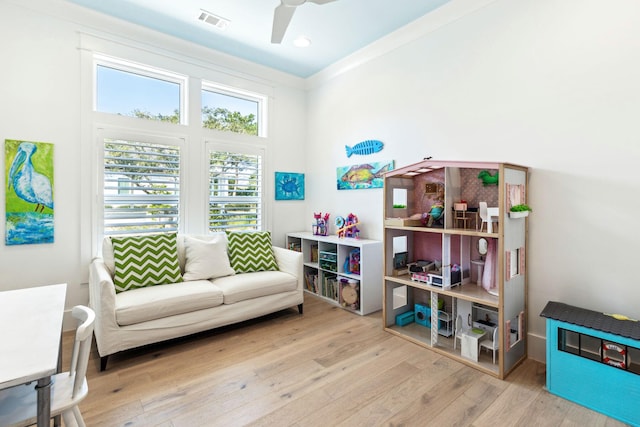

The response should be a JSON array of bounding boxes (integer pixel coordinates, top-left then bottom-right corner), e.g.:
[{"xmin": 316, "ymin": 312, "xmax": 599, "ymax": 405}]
[{"xmin": 509, "ymin": 204, "xmax": 532, "ymax": 218}]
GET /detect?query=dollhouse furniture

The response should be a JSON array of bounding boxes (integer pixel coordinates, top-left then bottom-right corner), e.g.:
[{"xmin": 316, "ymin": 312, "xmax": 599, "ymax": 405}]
[
  {"xmin": 470, "ymin": 259, "xmax": 485, "ymax": 285},
  {"xmin": 454, "ymin": 315, "xmax": 465, "ymax": 350},
  {"xmin": 478, "ymin": 202, "xmax": 499, "ymax": 233},
  {"xmin": 383, "ymin": 159, "xmax": 528, "ymax": 379},
  {"xmin": 453, "ymin": 203, "xmax": 471, "ymax": 229},
  {"xmin": 541, "ymin": 301, "xmax": 640, "ymax": 426},
  {"xmin": 479, "ymin": 327, "xmax": 499, "ymax": 364},
  {"xmin": 460, "ymin": 328, "xmax": 486, "ymax": 362}
]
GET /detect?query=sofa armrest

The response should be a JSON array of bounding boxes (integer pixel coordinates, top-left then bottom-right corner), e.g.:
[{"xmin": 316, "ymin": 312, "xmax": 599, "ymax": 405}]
[
  {"xmin": 273, "ymin": 246, "xmax": 303, "ymax": 291},
  {"xmin": 89, "ymin": 258, "xmax": 119, "ymax": 357}
]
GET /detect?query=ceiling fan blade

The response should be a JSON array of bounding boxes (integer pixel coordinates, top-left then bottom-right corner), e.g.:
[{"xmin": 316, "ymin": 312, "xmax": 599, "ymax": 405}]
[{"xmin": 271, "ymin": 4, "xmax": 297, "ymax": 44}]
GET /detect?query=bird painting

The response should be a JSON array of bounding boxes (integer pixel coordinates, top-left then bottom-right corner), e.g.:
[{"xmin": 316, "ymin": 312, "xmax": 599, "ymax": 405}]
[{"xmin": 8, "ymin": 141, "xmax": 54, "ymax": 212}]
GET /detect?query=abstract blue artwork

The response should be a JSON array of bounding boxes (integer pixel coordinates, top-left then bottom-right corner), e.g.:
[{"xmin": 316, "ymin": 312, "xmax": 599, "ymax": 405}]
[
  {"xmin": 5, "ymin": 139, "xmax": 54, "ymax": 245},
  {"xmin": 275, "ymin": 172, "xmax": 304, "ymax": 200}
]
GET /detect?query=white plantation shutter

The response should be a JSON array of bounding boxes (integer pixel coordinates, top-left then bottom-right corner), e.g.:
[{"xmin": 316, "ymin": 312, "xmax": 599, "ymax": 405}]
[
  {"xmin": 208, "ymin": 149, "xmax": 262, "ymax": 232},
  {"xmin": 103, "ymin": 138, "xmax": 181, "ymax": 235}
]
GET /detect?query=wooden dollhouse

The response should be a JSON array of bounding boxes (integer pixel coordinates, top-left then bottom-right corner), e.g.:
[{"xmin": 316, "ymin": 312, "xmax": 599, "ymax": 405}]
[
  {"xmin": 541, "ymin": 301, "xmax": 640, "ymax": 426},
  {"xmin": 382, "ymin": 160, "xmax": 528, "ymax": 379}
]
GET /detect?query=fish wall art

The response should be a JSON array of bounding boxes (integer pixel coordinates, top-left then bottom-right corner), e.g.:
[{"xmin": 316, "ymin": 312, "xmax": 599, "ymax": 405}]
[
  {"xmin": 345, "ymin": 139, "xmax": 384, "ymax": 157},
  {"xmin": 336, "ymin": 160, "xmax": 394, "ymax": 190},
  {"xmin": 5, "ymin": 139, "xmax": 54, "ymax": 245}
]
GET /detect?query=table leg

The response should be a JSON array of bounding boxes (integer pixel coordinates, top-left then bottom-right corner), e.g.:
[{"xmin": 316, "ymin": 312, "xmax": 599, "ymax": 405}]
[
  {"xmin": 36, "ymin": 376, "xmax": 52, "ymax": 427},
  {"xmin": 53, "ymin": 331, "xmax": 62, "ymax": 427}
]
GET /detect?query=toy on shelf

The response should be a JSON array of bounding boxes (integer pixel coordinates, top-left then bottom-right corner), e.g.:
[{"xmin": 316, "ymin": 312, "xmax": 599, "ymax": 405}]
[
  {"xmin": 312, "ymin": 212, "xmax": 330, "ymax": 236},
  {"xmin": 336, "ymin": 213, "xmax": 360, "ymax": 238},
  {"xmin": 343, "ymin": 248, "xmax": 361, "ymax": 275}
]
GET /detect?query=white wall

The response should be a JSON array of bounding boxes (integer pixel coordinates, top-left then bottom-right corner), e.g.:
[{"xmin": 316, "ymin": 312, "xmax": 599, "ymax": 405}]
[
  {"xmin": 2, "ymin": 0, "xmax": 639, "ymax": 362},
  {"xmin": 305, "ymin": 0, "xmax": 640, "ymax": 362},
  {"xmin": 0, "ymin": 0, "xmax": 307, "ymax": 327}
]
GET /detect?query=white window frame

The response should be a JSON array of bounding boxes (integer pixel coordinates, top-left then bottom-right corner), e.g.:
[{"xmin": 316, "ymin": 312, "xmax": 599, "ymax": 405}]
[
  {"xmin": 201, "ymin": 81, "xmax": 268, "ymax": 137},
  {"xmin": 81, "ymin": 38, "xmax": 273, "ymax": 261},
  {"xmin": 93, "ymin": 53, "xmax": 189, "ymax": 125}
]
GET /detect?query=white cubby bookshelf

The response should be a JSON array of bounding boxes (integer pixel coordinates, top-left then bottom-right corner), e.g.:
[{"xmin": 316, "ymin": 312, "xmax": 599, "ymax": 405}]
[{"xmin": 286, "ymin": 232, "xmax": 382, "ymax": 315}]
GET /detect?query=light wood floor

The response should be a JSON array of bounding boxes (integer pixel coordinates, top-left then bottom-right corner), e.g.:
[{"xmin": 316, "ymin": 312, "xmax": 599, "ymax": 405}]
[{"xmin": 63, "ymin": 294, "xmax": 628, "ymax": 426}]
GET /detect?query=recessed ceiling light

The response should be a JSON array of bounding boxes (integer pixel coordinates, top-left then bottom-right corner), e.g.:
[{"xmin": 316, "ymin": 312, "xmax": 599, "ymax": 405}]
[
  {"xmin": 293, "ymin": 36, "xmax": 311, "ymax": 48},
  {"xmin": 198, "ymin": 9, "xmax": 230, "ymax": 30}
]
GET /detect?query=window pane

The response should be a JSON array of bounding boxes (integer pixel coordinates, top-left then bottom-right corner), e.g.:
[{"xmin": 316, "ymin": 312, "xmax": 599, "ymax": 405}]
[
  {"xmin": 104, "ymin": 139, "xmax": 180, "ymax": 235},
  {"xmin": 97, "ymin": 65, "xmax": 181, "ymax": 123},
  {"xmin": 209, "ymin": 151, "xmax": 261, "ymax": 231},
  {"xmin": 558, "ymin": 328, "xmax": 580, "ymax": 355},
  {"xmin": 202, "ymin": 89, "xmax": 258, "ymax": 135},
  {"xmin": 580, "ymin": 334, "xmax": 601, "ymax": 361}
]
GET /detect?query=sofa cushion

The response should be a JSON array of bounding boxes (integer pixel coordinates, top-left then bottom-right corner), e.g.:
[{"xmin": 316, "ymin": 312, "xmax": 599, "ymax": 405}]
[
  {"xmin": 115, "ymin": 280, "xmax": 224, "ymax": 326},
  {"xmin": 182, "ymin": 235, "xmax": 235, "ymax": 281},
  {"xmin": 226, "ymin": 231, "xmax": 279, "ymax": 274},
  {"xmin": 212, "ymin": 270, "xmax": 297, "ymax": 304},
  {"xmin": 111, "ymin": 232, "xmax": 183, "ymax": 293}
]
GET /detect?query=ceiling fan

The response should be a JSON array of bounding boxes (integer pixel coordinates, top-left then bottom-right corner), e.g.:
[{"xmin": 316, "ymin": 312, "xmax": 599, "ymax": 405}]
[{"xmin": 271, "ymin": 0, "xmax": 338, "ymax": 44}]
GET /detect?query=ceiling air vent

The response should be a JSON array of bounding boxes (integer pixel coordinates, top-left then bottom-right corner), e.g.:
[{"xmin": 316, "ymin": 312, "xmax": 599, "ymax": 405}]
[{"xmin": 198, "ymin": 10, "xmax": 230, "ymax": 30}]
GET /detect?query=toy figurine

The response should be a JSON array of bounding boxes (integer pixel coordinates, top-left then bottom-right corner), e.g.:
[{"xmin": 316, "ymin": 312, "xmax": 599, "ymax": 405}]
[
  {"xmin": 313, "ymin": 212, "xmax": 330, "ymax": 236},
  {"xmin": 337, "ymin": 213, "xmax": 360, "ymax": 238},
  {"xmin": 423, "ymin": 202, "xmax": 444, "ymax": 227}
]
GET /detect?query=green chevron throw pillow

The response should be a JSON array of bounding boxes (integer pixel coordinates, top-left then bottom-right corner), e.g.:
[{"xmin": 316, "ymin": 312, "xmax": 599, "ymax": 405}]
[
  {"xmin": 226, "ymin": 231, "xmax": 279, "ymax": 274},
  {"xmin": 111, "ymin": 232, "xmax": 183, "ymax": 293}
]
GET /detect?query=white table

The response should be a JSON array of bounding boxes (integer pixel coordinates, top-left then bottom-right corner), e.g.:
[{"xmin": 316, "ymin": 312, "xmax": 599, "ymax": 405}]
[
  {"xmin": 487, "ymin": 207, "xmax": 499, "ymax": 233},
  {"xmin": 0, "ymin": 283, "xmax": 67, "ymax": 427},
  {"xmin": 460, "ymin": 329, "xmax": 486, "ymax": 362}
]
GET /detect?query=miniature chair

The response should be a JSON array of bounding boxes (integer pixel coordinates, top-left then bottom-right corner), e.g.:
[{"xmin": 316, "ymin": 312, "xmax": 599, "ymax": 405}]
[
  {"xmin": 479, "ymin": 202, "xmax": 499, "ymax": 233},
  {"xmin": 454, "ymin": 314, "xmax": 467, "ymax": 350},
  {"xmin": 453, "ymin": 204, "xmax": 470, "ymax": 229},
  {"xmin": 0, "ymin": 305, "xmax": 95, "ymax": 427},
  {"xmin": 479, "ymin": 327, "xmax": 499, "ymax": 364}
]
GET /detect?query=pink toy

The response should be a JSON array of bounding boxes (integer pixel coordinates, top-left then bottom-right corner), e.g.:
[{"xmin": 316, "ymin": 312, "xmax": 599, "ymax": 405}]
[
  {"xmin": 313, "ymin": 212, "xmax": 330, "ymax": 236},
  {"xmin": 337, "ymin": 213, "xmax": 360, "ymax": 238}
]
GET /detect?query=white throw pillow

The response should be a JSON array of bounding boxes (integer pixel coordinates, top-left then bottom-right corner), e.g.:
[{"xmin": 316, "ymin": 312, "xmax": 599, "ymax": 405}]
[{"xmin": 183, "ymin": 235, "xmax": 235, "ymax": 281}]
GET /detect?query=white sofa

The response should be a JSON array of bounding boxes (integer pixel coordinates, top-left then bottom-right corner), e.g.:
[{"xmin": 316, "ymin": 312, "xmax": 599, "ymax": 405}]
[{"xmin": 89, "ymin": 233, "xmax": 303, "ymax": 370}]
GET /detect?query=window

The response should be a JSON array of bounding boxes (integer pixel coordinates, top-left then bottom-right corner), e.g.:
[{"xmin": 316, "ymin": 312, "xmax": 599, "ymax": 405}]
[
  {"xmin": 88, "ymin": 50, "xmax": 271, "ymax": 250},
  {"xmin": 208, "ymin": 149, "xmax": 262, "ymax": 232},
  {"xmin": 95, "ymin": 55, "xmax": 186, "ymax": 124},
  {"xmin": 103, "ymin": 138, "xmax": 181, "ymax": 235},
  {"xmin": 202, "ymin": 83, "xmax": 266, "ymax": 136},
  {"xmin": 557, "ymin": 328, "xmax": 640, "ymax": 374}
]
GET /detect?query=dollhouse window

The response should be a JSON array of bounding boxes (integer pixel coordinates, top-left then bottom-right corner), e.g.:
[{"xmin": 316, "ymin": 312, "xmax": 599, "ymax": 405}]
[{"xmin": 557, "ymin": 328, "xmax": 640, "ymax": 374}]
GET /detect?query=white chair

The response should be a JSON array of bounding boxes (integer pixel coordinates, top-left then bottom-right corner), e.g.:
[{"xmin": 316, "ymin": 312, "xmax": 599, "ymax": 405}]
[
  {"xmin": 454, "ymin": 315, "xmax": 467, "ymax": 350},
  {"xmin": 479, "ymin": 327, "xmax": 499, "ymax": 364},
  {"xmin": 479, "ymin": 202, "xmax": 499, "ymax": 233},
  {"xmin": 0, "ymin": 305, "xmax": 95, "ymax": 427}
]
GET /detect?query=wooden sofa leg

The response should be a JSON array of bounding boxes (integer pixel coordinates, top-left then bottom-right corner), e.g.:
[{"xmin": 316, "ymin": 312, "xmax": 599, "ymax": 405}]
[
  {"xmin": 298, "ymin": 303, "xmax": 303, "ymax": 314},
  {"xmin": 100, "ymin": 355, "xmax": 109, "ymax": 372}
]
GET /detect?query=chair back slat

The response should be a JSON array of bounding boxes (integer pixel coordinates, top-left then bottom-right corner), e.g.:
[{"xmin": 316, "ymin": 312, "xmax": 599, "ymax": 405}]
[{"xmin": 70, "ymin": 305, "xmax": 95, "ymax": 399}]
